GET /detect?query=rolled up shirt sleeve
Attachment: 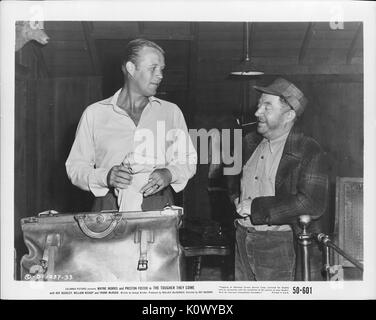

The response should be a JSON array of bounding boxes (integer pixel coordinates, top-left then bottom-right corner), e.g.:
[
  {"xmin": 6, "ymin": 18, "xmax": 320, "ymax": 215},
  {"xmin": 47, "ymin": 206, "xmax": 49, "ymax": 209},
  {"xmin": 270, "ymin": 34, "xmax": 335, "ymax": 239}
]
[
  {"xmin": 166, "ymin": 108, "xmax": 197, "ymax": 193},
  {"xmin": 65, "ymin": 108, "xmax": 110, "ymax": 197}
]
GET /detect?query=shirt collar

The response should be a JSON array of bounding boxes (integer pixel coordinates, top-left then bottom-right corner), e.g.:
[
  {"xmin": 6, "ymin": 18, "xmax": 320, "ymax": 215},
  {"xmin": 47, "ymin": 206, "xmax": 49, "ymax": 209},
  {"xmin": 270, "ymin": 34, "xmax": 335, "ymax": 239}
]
[
  {"xmin": 262, "ymin": 131, "xmax": 290, "ymax": 153},
  {"xmin": 99, "ymin": 88, "xmax": 161, "ymax": 108}
]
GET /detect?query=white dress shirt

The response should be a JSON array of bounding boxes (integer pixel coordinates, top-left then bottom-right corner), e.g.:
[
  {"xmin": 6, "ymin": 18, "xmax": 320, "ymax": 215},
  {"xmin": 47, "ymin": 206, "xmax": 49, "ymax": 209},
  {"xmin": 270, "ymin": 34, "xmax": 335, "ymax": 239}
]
[{"xmin": 66, "ymin": 89, "xmax": 197, "ymax": 210}]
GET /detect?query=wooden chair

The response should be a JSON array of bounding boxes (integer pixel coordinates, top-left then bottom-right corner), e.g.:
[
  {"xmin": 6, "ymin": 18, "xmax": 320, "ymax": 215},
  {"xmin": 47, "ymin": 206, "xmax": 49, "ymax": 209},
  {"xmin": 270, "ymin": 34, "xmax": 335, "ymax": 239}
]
[
  {"xmin": 183, "ymin": 245, "xmax": 231, "ymax": 281},
  {"xmin": 333, "ymin": 177, "xmax": 363, "ymax": 279},
  {"xmin": 180, "ymin": 219, "xmax": 232, "ymax": 281}
]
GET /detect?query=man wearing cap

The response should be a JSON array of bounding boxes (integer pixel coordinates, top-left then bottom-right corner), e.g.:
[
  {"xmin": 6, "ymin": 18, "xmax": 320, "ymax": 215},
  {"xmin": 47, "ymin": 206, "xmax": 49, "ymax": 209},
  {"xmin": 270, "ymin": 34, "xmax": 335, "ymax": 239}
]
[{"xmin": 232, "ymin": 78, "xmax": 328, "ymax": 281}]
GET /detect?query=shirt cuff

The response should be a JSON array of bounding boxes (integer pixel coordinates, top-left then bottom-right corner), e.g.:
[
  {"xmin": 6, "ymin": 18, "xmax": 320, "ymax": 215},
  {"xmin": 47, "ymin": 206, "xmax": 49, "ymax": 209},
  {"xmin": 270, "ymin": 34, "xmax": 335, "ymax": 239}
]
[
  {"xmin": 239, "ymin": 198, "xmax": 253, "ymax": 216},
  {"xmin": 166, "ymin": 165, "xmax": 189, "ymax": 193},
  {"xmin": 165, "ymin": 165, "xmax": 179, "ymax": 184},
  {"xmin": 88, "ymin": 168, "xmax": 110, "ymax": 197}
]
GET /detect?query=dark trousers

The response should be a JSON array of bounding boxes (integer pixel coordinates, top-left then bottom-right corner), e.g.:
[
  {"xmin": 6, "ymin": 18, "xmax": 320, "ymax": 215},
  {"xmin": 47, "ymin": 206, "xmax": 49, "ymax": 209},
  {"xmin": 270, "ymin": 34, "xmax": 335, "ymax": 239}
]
[
  {"xmin": 91, "ymin": 187, "xmax": 175, "ymax": 212},
  {"xmin": 235, "ymin": 222, "xmax": 296, "ymax": 281}
]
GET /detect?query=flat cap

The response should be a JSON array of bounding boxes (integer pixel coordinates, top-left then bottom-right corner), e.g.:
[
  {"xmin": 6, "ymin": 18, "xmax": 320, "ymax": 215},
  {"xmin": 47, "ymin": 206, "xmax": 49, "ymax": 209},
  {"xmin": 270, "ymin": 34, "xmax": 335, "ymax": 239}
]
[{"xmin": 253, "ymin": 78, "xmax": 307, "ymax": 116}]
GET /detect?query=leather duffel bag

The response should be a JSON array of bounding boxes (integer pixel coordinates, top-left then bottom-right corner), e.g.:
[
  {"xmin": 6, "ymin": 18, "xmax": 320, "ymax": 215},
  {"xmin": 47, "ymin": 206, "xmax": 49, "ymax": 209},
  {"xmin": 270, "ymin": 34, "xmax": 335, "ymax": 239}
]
[{"xmin": 20, "ymin": 206, "xmax": 184, "ymax": 282}]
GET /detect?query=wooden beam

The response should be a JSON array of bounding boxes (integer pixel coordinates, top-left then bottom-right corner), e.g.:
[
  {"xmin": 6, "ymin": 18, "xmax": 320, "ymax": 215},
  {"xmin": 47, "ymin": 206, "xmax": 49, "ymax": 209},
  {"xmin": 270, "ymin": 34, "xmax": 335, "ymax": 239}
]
[
  {"xmin": 248, "ymin": 22, "xmax": 255, "ymax": 56},
  {"xmin": 254, "ymin": 63, "xmax": 363, "ymax": 75},
  {"xmin": 138, "ymin": 22, "xmax": 145, "ymax": 34},
  {"xmin": 82, "ymin": 21, "xmax": 101, "ymax": 75},
  {"xmin": 346, "ymin": 22, "xmax": 362, "ymax": 64},
  {"xmin": 187, "ymin": 22, "xmax": 199, "ymax": 125},
  {"xmin": 298, "ymin": 22, "xmax": 314, "ymax": 64},
  {"xmin": 31, "ymin": 44, "xmax": 49, "ymax": 78},
  {"xmin": 91, "ymin": 31, "xmax": 194, "ymax": 41},
  {"xmin": 255, "ymin": 73, "xmax": 363, "ymax": 83}
]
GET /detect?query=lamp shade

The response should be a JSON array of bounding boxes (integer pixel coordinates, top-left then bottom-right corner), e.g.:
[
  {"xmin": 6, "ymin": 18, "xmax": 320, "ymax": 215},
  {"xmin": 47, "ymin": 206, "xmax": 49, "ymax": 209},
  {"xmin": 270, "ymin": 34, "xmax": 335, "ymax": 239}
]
[{"xmin": 230, "ymin": 59, "xmax": 264, "ymax": 76}]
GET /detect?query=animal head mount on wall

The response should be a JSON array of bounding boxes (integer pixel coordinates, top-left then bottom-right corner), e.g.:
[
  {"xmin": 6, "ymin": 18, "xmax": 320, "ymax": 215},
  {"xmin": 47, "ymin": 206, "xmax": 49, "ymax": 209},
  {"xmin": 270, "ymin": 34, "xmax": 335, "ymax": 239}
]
[{"xmin": 15, "ymin": 21, "xmax": 50, "ymax": 52}]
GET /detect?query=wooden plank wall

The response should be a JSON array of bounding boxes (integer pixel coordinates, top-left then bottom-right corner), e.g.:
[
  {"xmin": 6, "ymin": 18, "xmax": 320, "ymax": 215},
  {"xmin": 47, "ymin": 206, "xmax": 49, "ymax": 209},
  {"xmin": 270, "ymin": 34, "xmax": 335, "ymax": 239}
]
[
  {"xmin": 14, "ymin": 79, "xmax": 35, "ymax": 269},
  {"xmin": 14, "ymin": 75, "xmax": 103, "ymax": 275},
  {"xmin": 15, "ymin": 77, "xmax": 102, "ymax": 214},
  {"xmin": 34, "ymin": 77, "xmax": 103, "ymax": 212}
]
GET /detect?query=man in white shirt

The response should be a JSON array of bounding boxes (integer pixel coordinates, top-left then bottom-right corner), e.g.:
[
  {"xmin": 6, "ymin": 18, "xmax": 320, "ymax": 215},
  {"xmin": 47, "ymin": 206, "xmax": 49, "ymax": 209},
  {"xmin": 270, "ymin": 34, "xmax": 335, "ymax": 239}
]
[
  {"xmin": 233, "ymin": 78, "xmax": 328, "ymax": 281},
  {"xmin": 66, "ymin": 39, "xmax": 197, "ymax": 211}
]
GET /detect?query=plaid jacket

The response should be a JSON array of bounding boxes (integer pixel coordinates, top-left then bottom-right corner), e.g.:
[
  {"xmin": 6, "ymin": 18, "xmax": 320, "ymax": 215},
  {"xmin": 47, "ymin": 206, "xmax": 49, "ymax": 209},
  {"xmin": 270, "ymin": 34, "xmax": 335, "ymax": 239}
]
[{"xmin": 239, "ymin": 125, "xmax": 329, "ymax": 233}]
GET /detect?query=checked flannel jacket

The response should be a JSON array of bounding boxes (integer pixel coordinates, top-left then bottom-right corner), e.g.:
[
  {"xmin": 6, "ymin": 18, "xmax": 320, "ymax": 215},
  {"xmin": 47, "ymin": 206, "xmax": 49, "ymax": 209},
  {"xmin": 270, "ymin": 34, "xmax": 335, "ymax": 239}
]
[{"xmin": 233, "ymin": 125, "xmax": 329, "ymax": 234}]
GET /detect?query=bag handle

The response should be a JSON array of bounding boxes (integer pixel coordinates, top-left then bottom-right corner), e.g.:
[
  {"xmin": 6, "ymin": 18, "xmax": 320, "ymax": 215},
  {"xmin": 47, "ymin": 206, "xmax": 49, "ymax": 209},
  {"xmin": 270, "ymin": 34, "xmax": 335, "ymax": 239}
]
[
  {"xmin": 43, "ymin": 233, "xmax": 60, "ymax": 280},
  {"xmin": 75, "ymin": 213, "xmax": 122, "ymax": 239},
  {"xmin": 28, "ymin": 233, "xmax": 60, "ymax": 281}
]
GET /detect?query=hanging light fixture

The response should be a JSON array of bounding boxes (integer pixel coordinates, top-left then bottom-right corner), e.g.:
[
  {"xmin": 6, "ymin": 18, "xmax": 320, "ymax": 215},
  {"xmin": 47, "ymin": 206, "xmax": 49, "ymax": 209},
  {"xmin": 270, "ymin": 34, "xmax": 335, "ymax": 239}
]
[
  {"xmin": 230, "ymin": 22, "xmax": 263, "ymax": 126},
  {"xmin": 230, "ymin": 22, "xmax": 263, "ymax": 76}
]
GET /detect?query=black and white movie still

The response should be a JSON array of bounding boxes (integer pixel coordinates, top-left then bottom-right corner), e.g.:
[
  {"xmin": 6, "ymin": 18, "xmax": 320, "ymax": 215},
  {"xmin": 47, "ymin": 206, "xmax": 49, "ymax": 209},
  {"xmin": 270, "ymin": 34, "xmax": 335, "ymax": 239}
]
[{"xmin": 2, "ymin": 0, "xmax": 375, "ymax": 300}]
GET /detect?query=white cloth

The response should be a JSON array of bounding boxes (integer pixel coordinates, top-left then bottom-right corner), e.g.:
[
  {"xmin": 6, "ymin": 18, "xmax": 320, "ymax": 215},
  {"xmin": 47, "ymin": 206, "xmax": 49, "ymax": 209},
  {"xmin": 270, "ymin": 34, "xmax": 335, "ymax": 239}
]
[
  {"xmin": 115, "ymin": 153, "xmax": 156, "ymax": 211},
  {"xmin": 66, "ymin": 89, "xmax": 197, "ymax": 210},
  {"xmin": 237, "ymin": 131, "xmax": 291, "ymax": 231}
]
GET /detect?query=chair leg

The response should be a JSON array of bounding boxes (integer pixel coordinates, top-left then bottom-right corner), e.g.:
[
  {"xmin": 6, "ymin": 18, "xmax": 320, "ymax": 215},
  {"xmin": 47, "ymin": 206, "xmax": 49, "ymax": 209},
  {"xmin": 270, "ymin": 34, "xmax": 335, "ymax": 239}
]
[
  {"xmin": 221, "ymin": 255, "xmax": 234, "ymax": 281},
  {"xmin": 193, "ymin": 256, "xmax": 202, "ymax": 281}
]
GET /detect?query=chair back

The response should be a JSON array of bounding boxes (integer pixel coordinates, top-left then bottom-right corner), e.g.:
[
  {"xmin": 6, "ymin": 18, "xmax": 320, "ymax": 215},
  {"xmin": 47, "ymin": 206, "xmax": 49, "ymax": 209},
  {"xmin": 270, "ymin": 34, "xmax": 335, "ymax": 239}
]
[{"xmin": 334, "ymin": 177, "xmax": 363, "ymax": 267}]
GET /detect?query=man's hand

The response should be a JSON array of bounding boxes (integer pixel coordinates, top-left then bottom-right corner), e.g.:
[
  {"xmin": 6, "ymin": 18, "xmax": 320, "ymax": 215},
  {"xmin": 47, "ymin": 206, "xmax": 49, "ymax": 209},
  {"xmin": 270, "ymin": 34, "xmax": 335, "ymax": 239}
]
[
  {"xmin": 140, "ymin": 168, "xmax": 172, "ymax": 197},
  {"xmin": 236, "ymin": 198, "xmax": 253, "ymax": 218},
  {"xmin": 107, "ymin": 164, "xmax": 133, "ymax": 189}
]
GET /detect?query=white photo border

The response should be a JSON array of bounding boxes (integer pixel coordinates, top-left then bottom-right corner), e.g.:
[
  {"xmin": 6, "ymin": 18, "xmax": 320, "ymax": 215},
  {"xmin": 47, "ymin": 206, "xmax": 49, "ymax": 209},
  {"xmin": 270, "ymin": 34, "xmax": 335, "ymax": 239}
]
[{"xmin": 1, "ymin": 0, "xmax": 375, "ymax": 300}]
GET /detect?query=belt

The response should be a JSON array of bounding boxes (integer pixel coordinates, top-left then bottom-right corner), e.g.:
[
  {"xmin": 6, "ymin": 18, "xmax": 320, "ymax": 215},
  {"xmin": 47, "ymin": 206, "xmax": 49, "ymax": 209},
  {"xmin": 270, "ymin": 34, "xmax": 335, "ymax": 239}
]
[{"xmin": 235, "ymin": 219, "xmax": 292, "ymax": 233}]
